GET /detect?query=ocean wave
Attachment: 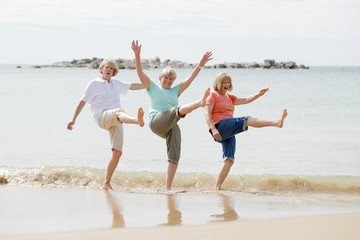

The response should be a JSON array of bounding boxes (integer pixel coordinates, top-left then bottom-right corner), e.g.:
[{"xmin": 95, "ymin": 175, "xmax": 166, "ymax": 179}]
[{"xmin": 1, "ymin": 166, "xmax": 360, "ymax": 195}]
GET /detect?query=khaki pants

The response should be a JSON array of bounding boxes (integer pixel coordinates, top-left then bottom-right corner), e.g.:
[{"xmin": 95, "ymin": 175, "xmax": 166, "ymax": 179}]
[
  {"xmin": 150, "ymin": 106, "xmax": 185, "ymax": 164},
  {"xmin": 98, "ymin": 109, "xmax": 124, "ymax": 151}
]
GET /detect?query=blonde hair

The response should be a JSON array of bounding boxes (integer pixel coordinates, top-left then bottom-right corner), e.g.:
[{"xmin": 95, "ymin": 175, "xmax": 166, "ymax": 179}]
[
  {"xmin": 213, "ymin": 72, "xmax": 233, "ymax": 92},
  {"xmin": 159, "ymin": 67, "xmax": 177, "ymax": 81},
  {"xmin": 99, "ymin": 58, "xmax": 119, "ymax": 76}
]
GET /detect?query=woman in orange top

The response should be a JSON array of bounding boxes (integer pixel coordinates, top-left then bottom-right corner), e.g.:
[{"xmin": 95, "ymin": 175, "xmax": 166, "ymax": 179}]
[{"xmin": 205, "ymin": 72, "xmax": 288, "ymax": 190}]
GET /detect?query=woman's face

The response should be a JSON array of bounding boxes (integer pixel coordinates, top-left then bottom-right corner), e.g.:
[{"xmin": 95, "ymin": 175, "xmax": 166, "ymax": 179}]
[
  {"xmin": 220, "ymin": 79, "xmax": 231, "ymax": 94},
  {"xmin": 101, "ymin": 63, "xmax": 114, "ymax": 81},
  {"xmin": 160, "ymin": 75, "xmax": 175, "ymax": 89}
]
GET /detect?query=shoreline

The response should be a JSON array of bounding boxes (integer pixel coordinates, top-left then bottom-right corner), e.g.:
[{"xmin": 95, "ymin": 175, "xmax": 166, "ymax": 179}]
[
  {"xmin": 1, "ymin": 185, "xmax": 360, "ymax": 237},
  {"xmin": 2, "ymin": 166, "xmax": 360, "ymax": 195},
  {"xmin": 2, "ymin": 212, "xmax": 360, "ymax": 240}
]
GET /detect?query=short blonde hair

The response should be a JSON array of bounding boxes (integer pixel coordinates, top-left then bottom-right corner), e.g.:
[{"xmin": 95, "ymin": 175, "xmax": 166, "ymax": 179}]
[
  {"xmin": 213, "ymin": 72, "xmax": 233, "ymax": 92},
  {"xmin": 159, "ymin": 67, "xmax": 177, "ymax": 81},
  {"xmin": 99, "ymin": 58, "xmax": 119, "ymax": 76}
]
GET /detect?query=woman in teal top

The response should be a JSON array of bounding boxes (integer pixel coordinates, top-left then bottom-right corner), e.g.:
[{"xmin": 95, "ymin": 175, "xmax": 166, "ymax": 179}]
[{"xmin": 132, "ymin": 40, "xmax": 212, "ymax": 191}]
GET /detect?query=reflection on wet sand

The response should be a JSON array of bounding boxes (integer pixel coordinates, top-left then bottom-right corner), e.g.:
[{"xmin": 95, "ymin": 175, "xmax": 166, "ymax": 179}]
[
  {"xmin": 163, "ymin": 194, "xmax": 182, "ymax": 226},
  {"xmin": 105, "ymin": 191, "xmax": 125, "ymax": 228},
  {"xmin": 105, "ymin": 191, "xmax": 238, "ymax": 228},
  {"xmin": 211, "ymin": 194, "xmax": 239, "ymax": 222}
]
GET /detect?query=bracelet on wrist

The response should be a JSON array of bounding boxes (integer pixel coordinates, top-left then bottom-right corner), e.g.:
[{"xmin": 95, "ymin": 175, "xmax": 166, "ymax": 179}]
[{"xmin": 197, "ymin": 65, "xmax": 202, "ymax": 69}]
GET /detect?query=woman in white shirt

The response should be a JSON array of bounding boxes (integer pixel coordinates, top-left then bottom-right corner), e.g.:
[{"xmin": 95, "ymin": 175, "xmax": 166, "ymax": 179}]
[{"xmin": 67, "ymin": 58, "xmax": 144, "ymax": 191}]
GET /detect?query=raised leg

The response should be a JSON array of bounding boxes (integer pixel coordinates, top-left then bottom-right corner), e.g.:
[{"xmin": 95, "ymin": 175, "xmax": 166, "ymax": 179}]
[
  {"xmin": 116, "ymin": 108, "xmax": 144, "ymax": 127},
  {"xmin": 247, "ymin": 109, "xmax": 287, "ymax": 128},
  {"xmin": 278, "ymin": 109, "xmax": 287, "ymax": 128},
  {"xmin": 178, "ymin": 88, "xmax": 210, "ymax": 116}
]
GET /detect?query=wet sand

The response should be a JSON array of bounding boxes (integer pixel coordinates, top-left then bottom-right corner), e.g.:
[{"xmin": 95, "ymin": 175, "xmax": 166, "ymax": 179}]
[
  {"xmin": 3, "ymin": 213, "xmax": 360, "ymax": 240},
  {"xmin": 1, "ymin": 186, "xmax": 360, "ymax": 239}
]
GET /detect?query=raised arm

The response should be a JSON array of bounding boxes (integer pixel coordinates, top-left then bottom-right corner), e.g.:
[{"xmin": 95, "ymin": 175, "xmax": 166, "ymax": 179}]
[
  {"xmin": 204, "ymin": 104, "xmax": 222, "ymax": 141},
  {"xmin": 67, "ymin": 100, "xmax": 86, "ymax": 130},
  {"xmin": 178, "ymin": 51, "xmax": 213, "ymax": 95},
  {"xmin": 233, "ymin": 88, "xmax": 269, "ymax": 105},
  {"xmin": 131, "ymin": 40, "xmax": 151, "ymax": 90}
]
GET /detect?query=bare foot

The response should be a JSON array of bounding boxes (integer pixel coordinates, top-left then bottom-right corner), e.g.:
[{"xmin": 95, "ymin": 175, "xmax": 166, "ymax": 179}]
[
  {"xmin": 103, "ymin": 182, "xmax": 114, "ymax": 191},
  {"xmin": 200, "ymin": 88, "xmax": 211, "ymax": 107},
  {"xmin": 277, "ymin": 109, "xmax": 288, "ymax": 128},
  {"xmin": 137, "ymin": 107, "xmax": 145, "ymax": 127}
]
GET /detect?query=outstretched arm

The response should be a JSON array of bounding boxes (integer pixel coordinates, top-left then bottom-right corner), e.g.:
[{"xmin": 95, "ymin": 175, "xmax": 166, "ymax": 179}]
[
  {"xmin": 129, "ymin": 83, "xmax": 145, "ymax": 90},
  {"xmin": 204, "ymin": 104, "xmax": 222, "ymax": 141},
  {"xmin": 67, "ymin": 100, "xmax": 86, "ymax": 130},
  {"xmin": 178, "ymin": 51, "xmax": 213, "ymax": 95},
  {"xmin": 234, "ymin": 88, "xmax": 269, "ymax": 105},
  {"xmin": 131, "ymin": 40, "xmax": 151, "ymax": 90}
]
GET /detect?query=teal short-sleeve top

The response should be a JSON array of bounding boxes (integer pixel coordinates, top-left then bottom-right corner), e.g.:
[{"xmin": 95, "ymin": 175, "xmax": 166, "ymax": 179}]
[{"xmin": 146, "ymin": 80, "xmax": 180, "ymax": 128}]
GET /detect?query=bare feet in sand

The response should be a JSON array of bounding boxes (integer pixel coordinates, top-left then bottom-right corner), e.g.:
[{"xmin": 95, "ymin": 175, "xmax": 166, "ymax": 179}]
[
  {"xmin": 277, "ymin": 109, "xmax": 288, "ymax": 128},
  {"xmin": 200, "ymin": 88, "xmax": 211, "ymax": 107},
  {"xmin": 137, "ymin": 107, "xmax": 144, "ymax": 127},
  {"xmin": 103, "ymin": 182, "xmax": 114, "ymax": 191}
]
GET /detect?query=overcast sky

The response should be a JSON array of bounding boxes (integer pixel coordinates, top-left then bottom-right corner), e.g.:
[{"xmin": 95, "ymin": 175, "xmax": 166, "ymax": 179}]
[{"xmin": 1, "ymin": 0, "xmax": 359, "ymax": 66}]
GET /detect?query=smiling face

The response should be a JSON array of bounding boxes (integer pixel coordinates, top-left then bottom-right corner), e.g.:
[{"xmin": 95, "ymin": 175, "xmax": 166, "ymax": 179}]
[
  {"xmin": 213, "ymin": 72, "xmax": 233, "ymax": 94},
  {"xmin": 160, "ymin": 75, "xmax": 175, "ymax": 89},
  {"xmin": 159, "ymin": 67, "xmax": 177, "ymax": 89},
  {"xmin": 220, "ymin": 79, "xmax": 231, "ymax": 95}
]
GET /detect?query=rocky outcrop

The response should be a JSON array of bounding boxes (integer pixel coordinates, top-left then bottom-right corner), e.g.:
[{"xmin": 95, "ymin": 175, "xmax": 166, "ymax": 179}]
[
  {"xmin": 213, "ymin": 59, "xmax": 309, "ymax": 69},
  {"xmin": 44, "ymin": 58, "xmax": 308, "ymax": 69}
]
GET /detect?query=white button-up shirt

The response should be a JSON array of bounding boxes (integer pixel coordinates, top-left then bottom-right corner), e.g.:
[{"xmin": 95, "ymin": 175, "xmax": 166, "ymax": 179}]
[{"xmin": 81, "ymin": 77, "xmax": 131, "ymax": 124}]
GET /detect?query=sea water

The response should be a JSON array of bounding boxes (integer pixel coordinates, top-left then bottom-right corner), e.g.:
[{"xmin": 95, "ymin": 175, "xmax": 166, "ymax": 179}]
[{"xmin": 0, "ymin": 65, "xmax": 360, "ymax": 194}]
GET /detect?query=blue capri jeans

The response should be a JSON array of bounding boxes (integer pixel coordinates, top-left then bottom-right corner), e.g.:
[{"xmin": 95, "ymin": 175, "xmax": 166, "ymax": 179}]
[{"xmin": 210, "ymin": 117, "xmax": 248, "ymax": 161}]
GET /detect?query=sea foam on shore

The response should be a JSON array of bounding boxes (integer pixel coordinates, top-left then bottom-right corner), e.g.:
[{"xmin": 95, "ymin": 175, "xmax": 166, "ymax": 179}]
[{"xmin": 1, "ymin": 166, "xmax": 360, "ymax": 195}]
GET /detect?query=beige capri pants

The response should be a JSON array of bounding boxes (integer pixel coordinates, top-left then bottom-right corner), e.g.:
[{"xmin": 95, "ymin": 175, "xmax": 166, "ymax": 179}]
[{"xmin": 98, "ymin": 109, "xmax": 124, "ymax": 152}]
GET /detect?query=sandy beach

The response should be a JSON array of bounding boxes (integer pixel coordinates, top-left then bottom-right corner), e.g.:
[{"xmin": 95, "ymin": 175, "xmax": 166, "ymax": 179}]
[
  {"xmin": 1, "ymin": 66, "xmax": 360, "ymax": 240},
  {"xmin": 2, "ymin": 212, "xmax": 360, "ymax": 240},
  {"xmin": 1, "ymin": 186, "xmax": 360, "ymax": 240}
]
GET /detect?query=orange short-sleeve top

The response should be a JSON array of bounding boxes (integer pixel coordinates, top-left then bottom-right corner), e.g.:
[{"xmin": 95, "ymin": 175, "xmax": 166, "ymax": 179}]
[{"xmin": 206, "ymin": 91, "xmax": 237, "ymax": 125}]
